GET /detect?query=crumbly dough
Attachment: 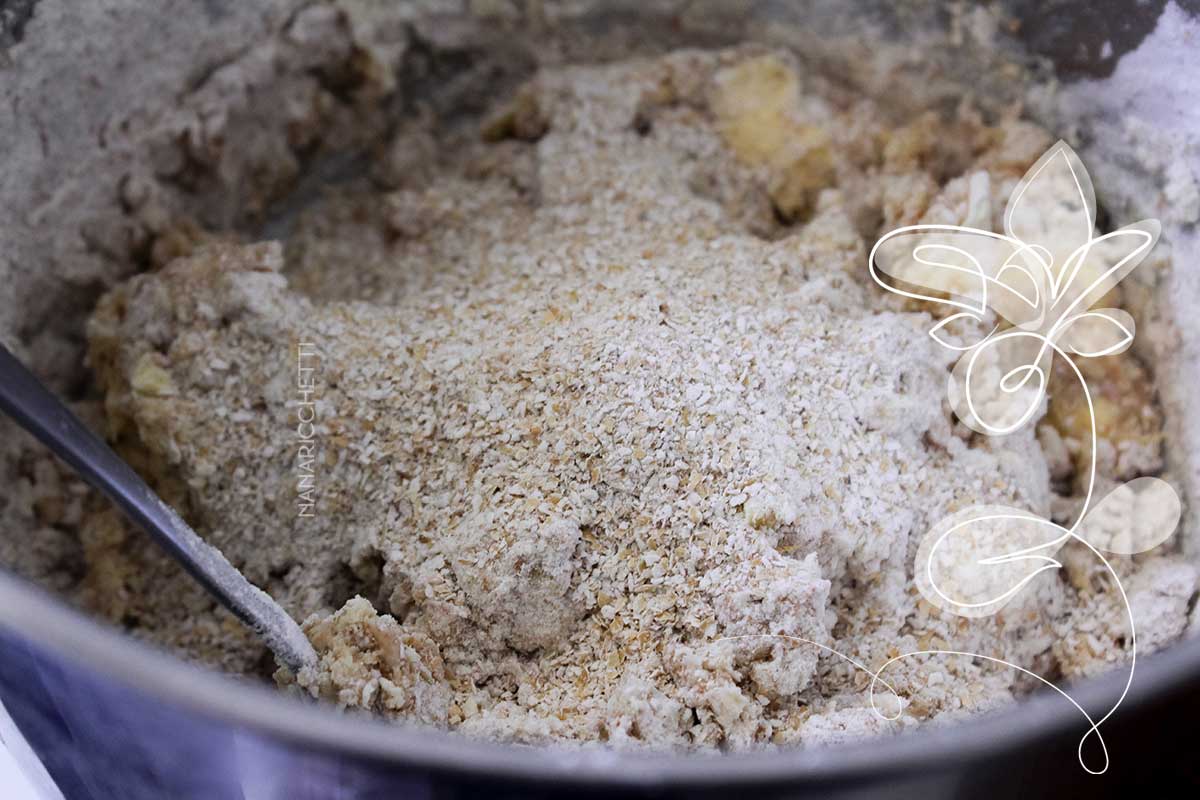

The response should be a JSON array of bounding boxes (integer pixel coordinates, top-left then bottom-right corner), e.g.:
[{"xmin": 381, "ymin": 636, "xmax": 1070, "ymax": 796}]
[
  {"xmin": 298, "ymin": 596, "xmax": 451, "ymax": 726},
  {"xmin": 83, "ymin": 48, "xmax": 1196, "ymax": 748}
]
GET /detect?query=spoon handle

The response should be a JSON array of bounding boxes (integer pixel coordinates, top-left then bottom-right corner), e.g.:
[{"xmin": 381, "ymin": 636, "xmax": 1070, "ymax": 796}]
[{"xmin": 0, "ymin": 344, "xmax": 316, "ymax": 675}]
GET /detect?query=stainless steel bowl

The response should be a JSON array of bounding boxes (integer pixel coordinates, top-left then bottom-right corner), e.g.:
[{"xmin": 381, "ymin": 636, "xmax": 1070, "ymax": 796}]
[
  {"xmin": 2, "ymin": 2, "xmax": 1197, "ymax": 796},
  {"xmin": 2, "ymin": 571, "xmax": 1199, "ymax": 797}
]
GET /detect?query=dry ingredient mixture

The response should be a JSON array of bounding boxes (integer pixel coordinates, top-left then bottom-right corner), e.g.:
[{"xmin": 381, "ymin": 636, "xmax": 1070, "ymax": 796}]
[{"xmin": 68, "ymin": 46, "xmax": 1198, "ymax": 747}]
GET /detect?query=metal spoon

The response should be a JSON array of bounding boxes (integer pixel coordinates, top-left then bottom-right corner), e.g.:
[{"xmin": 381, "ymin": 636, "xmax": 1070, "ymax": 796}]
[{"xmin": 0, "ymin": 344, "xmax": 318, "ymax": 675}]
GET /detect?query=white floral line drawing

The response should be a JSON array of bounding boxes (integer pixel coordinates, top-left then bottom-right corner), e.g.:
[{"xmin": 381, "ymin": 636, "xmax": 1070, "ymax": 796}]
[{"xmin": 717, "ymin": 142, "xmax": 1179, "ymax": 774}]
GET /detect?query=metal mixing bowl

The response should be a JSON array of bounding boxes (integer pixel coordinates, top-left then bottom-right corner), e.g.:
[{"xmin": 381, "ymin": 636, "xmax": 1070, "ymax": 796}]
[{"xmin": 2, "ymin": 2, "xmax": 1197, "ymax": 797}]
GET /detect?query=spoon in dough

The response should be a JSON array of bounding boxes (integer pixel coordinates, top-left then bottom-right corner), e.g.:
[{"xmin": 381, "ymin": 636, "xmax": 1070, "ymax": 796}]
[{"xmin": 0, "ymin": 344, "xmax": 318, "ymax": 675}]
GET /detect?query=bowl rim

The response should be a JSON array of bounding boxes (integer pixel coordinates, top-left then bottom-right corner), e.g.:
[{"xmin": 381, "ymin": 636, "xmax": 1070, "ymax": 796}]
[{"xmin": 2, "ymin": 569, "xmax": 1198, "ymax": 787}]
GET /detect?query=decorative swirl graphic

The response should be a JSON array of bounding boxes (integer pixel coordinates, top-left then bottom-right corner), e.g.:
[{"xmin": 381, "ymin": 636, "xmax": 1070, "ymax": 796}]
[
  {"xmin": 872, "ymin": 141, "xmax": 1178, "ymax": 773},
  {"xmin": 721, "ymin": 142, "xmax": 1178, "ymax": 774}
]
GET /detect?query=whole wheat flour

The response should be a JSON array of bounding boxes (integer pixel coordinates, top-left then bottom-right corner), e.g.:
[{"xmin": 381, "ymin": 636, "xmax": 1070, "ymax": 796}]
[{"xmin": 81, "ymin": 47, "xmax": 1196, "ymax": 748}]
